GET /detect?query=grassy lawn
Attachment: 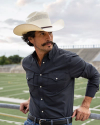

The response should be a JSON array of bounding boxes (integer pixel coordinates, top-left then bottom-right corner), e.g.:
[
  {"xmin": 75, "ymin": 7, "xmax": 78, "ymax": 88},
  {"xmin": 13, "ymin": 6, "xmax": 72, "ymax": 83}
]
[{"xmin": 0, "ymin": 73, "xmax": 100, "ymax": 125}]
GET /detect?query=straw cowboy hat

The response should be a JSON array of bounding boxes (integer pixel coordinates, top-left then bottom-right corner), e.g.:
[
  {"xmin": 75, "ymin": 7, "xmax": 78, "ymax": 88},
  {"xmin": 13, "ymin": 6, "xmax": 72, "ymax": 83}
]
[{"xmin": 13, "ymin": 11, "xmax": 64, "ymax": 36}]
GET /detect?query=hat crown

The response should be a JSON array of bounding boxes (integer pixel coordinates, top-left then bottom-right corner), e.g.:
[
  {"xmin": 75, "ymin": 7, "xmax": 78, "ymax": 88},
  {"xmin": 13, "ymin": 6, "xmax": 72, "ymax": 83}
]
[
  {"xmin": 26, "ymin": 11, "xmax": 52, "ymax": 27},
  {"xmin": 13, "ymin": 11, "xmax": 64, "ymax": 36}
]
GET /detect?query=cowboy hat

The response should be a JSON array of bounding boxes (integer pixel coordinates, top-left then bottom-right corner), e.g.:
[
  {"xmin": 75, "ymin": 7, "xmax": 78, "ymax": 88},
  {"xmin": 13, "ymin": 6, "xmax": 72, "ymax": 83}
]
[{"xmin": 13, "ymin": 11, "xmax": 64, "ymax": 36}]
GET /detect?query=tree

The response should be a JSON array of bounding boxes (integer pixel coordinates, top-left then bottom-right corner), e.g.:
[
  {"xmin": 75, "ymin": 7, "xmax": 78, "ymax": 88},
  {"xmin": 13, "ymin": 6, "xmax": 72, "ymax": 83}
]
[
  {"xmin": 0, "ymin": 55, "xmax": 23, "ymax": 65},
  {"xmin": 8, "ymin": 55, "xmax": 22, "ymax": 64},
  {"xmin": 0, "ymin": 56, "xmax": 10, "ymax": 65}
]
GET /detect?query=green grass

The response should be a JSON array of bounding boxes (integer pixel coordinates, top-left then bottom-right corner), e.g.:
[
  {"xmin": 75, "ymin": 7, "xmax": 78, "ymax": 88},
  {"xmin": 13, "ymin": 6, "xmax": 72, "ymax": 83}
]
[{"xmin": 0, "ymin": 73, "xmax": 100, "ymax": 125}]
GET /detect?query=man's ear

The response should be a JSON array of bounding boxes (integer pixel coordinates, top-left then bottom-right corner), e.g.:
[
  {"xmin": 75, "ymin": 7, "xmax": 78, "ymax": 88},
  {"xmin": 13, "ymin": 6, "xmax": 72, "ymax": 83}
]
[{"xmin": 28, "ymin": 37, "xmax": 34, "ymax": 44}]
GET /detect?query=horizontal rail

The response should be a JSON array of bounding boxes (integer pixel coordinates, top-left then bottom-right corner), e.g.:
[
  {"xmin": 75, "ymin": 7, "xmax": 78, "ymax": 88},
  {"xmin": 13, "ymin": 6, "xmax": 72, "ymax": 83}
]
[
  {"xmin": 0, "ymin": 103, "xmax": 19, "ymax": 110},
  {"xmin": 0, "ymin": 103, "xmax": 100, "ymax": 120}
]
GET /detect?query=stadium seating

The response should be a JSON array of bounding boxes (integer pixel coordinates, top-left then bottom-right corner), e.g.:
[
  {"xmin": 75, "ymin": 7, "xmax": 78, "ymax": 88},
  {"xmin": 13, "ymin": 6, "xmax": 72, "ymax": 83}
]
[{"xmin": 65, "ymin": 48, "xmax": 100, "ymax": 63}]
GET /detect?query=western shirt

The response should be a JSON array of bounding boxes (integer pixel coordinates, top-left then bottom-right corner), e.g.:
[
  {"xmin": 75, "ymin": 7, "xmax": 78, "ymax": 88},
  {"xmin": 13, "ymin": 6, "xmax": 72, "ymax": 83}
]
[{"xmin": 22, "ymin": 43, "xmax": 100, "ymax": 119}]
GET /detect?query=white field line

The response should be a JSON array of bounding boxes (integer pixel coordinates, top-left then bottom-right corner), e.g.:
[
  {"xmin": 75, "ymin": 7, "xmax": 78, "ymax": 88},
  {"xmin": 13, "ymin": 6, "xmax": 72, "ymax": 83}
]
[
  {"xmin": 0, "ymin": 119, "xmax": 23, "ymax": 125},
  {"xmin": 23, "ymin": 90, "xmax": 29, "ymax": 93},
  {"xmin": 93, "ymin": 96, "xmax": 100, "ymax": 100},
  {"xmin": 7, "ymin": 92, "xmax": 29, "ymax": 97},
  {"xmin": 95, "ymin": 91, "xmax": 100, "ymax": 94},
  {"xmin": 6, "ymin": 75, "xmax": 17, "ymax": 76},
  {"xmin": 93, "ymin": 105, "xmax": 100, "ymax": 109},
  {"xmin": 0, "ymin": 87, "xmax": 27, "ymax": 93},
  {"xmin": 75, "ymin": 87, "xmax": 86, "ymax": 91},
  {"xmin": 75, "ymin": 82, "xmax": 87, "ymax": 85},
  {"xmin": 0, "ymin": 112, "xmax": 26, "ymax": 119},
  {"xmin": 0, "ymin": 97, "xmax": 27, "ymax": 103},
  {"xmin": 81, "ymin": 119, "xmax": 94, "ymax": 125},
  {"xmin": 0, "ymin": 80, "xmax": 24, "ymax": 83},
  {"xmin": 73, "ymin": 105, "xmax": 100, "ymax": 112},
  {"xmin": 74, "ymin": 94, "xmax": 100, "ymax": 100},
  {"xmin": 0, "ymin": 88, "xmax": 3, "ymax": 90},
  {"xmin": 1, "ymin": 84, "xmax": 27, "ymax": 88},
  {"xmin": 74, "ymin": 97, "xmax": 83, "ymax": 100},
  {"xmin": 74, "ymin": 94, "xmax": 83, "ymax": 100},
  {"xmin": 90, "ymin": 108, "xmax": 100, "ymax": 111},
  {"xmin": 0, "ymin": 81, "xmax": 26, "ymax": 86},
  {"xmin": 74, "ymin": 95, "xmax": 83, "ymax": 98}
]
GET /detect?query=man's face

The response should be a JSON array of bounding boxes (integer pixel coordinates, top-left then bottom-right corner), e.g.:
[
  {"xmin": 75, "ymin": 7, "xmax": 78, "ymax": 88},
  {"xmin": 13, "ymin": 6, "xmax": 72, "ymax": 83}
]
[{"xmin": 29, "ymin": 31, "xmax": 53, "ymax": 53}]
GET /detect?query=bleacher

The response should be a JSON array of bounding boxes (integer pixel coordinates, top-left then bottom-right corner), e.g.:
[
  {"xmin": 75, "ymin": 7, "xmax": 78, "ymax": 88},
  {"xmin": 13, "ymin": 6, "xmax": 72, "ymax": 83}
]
[
  {"xmin": 0, "ymin": 45, "xmax": 100, "ymax": 73},
  {"xmin": 65, "ymin": 48, "xmax": 100, "ymax": 63}
]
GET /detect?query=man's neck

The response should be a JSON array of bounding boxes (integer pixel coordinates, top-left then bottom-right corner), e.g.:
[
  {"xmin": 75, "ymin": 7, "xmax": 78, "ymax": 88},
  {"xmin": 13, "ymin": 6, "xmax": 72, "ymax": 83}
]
[{"xmin": 36, "ymin": 51, "xmax": 49, "ymax": 66}]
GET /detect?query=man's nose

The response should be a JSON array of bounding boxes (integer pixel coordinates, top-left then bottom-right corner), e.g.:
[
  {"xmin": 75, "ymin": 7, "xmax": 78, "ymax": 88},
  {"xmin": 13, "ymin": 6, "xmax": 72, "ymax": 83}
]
[{"xmin": 46, "ymin": 32, "xmax": 52, "ymax": 40}]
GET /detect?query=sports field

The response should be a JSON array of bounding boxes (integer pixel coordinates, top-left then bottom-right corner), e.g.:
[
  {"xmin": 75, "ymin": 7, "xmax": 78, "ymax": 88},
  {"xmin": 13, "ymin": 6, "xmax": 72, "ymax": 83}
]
[{"xmin": 0, "ymin": 73, "xmax": 100, "ymax": 125}]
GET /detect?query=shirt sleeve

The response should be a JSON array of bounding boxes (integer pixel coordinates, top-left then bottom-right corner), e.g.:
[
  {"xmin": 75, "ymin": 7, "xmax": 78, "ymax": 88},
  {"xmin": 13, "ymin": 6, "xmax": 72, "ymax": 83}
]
[{"xmin": 69, "ymin": 54, "xmax": 100, "ymax": 97}]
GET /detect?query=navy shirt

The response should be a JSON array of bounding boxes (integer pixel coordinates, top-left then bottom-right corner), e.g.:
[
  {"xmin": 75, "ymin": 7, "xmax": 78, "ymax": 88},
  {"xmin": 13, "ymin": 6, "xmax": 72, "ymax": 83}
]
[{"xmin": 22, "ymin": 43, "xmax": 99, "ymax": 119}]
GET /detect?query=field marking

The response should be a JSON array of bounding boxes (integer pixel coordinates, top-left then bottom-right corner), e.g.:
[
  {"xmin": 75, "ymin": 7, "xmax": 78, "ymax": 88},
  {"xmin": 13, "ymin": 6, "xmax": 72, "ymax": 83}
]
[
  {"xmin": 0, "ymin": 81, "xmax": 26, "ymax": 85},
  {"xmin": 23, "ymin": 90, "xmax": 29, "ymax": 93},
  {"xmin": 74, "ymin": 94, "xmax": 100, "ymax": 100},
  {"xmin": 0, "ymin": 80, "xmax": 24, "ymax": 83},
  {"xmin": 75, "ymin": 82, "xmax": 87, "ymax": 85},
  {"xmin": 0, "ymin": 84, "xmax": 27, "ymax": 88},
  {"xmin": 0, "ymin": 97, "xmax": 27, "ymax": 103},
  {"xmin": 95, "ymin": 91, "xmax": 100, "ymax": 94},
  {"xmin": 0, "ymin": 112, "xmax": 26, "ymax": 120},
  {"xmin": 93, "ymin": 105, "xmax": 100, "ymax": 109},
  {"xmin": 75, "ymin": 87, "xmax": 86, "ymax": 91},
  {"xmin": 73, "ymin": 105, "xmax": 100, "ymax": 112},
  {"xmin": 0, "ymin": 82, "xmax": 26, "ymax": 86},
  {"xmin": 0, "ymin": 119, "xmax": 23, "ymax": 125},
  {"xmin": 81, "ymin": 119, "xmax": 94, "ymax": 125},
  {"xmin": 94, "ymin": 96, "xmax": 100, "ymax": 98},
  {"xmin": 0, "ymin": 87, "xmax": 27, "ymax": 93},
  {"xmin": 7, "ymin": 92, "xmax": 29, "ymax": 97},
  {"xmin": 0, "ymin": 88, "xmax": 3, "ymax": 90},
  {"xmin": 74, "ymin": 95, "xmax": 84, "ymax": 100},
  {"xmin": 1, "ymin": 84, "xmax": 27, "ymax": 88}
]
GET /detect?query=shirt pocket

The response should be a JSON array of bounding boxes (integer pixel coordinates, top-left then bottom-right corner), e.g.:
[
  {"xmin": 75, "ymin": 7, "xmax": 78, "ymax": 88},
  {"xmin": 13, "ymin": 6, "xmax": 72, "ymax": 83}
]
[
  {"xmin": 26, "ymin": 73, "xmax": 34, "ymax": 84},
  {"xmin": 44, "ymin": 71, "xmax": 68, "ymax": 94},
  {"xmin": 26, "ymin": 72, "xmax": 37, "ymax": 92}
]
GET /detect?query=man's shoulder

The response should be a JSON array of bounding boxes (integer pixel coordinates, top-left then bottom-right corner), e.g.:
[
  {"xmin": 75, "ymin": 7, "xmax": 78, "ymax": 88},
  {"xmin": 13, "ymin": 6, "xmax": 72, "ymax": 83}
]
[
  {"xmin": 58, "ymin": 48, "xmax": 78, "ymax": 57},
  {"xmin": 22, "ymin": 54, "xmax": 33, "ymax": 66}
]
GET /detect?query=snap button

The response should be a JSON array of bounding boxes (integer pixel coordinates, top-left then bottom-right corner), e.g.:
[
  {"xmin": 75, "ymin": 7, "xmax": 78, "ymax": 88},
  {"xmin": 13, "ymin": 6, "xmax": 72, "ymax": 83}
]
[
  {"xmin": 40, "ymin": 86, "xmax": 42, "ymax": 88},
  {"xmin": 40, "ymin": 74, "xmax": 42, "ymax": 76},
  {"xmin": 56, "ymin": 78, "xmax": 58, "ymax": 80},
  {"xmin": 43, "ymin": 62, "xmax": 45, "ymax": 64}
]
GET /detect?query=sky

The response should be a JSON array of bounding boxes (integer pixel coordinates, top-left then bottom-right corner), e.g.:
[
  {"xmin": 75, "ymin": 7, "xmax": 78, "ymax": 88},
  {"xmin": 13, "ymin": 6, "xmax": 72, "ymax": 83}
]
[{"xmin": 0, "ymin": 0, "xmax": 100, "ymax": 57}]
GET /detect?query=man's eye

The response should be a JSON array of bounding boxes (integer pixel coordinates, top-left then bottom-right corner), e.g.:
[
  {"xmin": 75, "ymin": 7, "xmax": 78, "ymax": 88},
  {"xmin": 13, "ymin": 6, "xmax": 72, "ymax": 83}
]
[{"xmin": 41, "ymin": 33, "xmax": 45, "ymax": 35}]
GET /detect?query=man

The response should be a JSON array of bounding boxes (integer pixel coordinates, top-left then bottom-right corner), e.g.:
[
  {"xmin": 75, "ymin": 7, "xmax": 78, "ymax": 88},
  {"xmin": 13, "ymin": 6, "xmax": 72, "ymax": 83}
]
[{"xmin": 13, "ymin": 11, "xmax": 99, "ymax": 125}]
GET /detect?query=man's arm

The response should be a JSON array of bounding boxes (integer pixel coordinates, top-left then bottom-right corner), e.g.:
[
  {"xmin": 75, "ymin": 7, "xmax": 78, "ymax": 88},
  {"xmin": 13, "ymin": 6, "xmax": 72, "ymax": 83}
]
[
  {"xmin": 20, "ymin": 97, "xmax": 30, "ymax": 114},
  {"xmin": 69, "ymin": 54, "xmax": 100, "ymax": 121},
  {"xmin": 72, "ymin": 96, "xmax": 92, "ymax": 121}
]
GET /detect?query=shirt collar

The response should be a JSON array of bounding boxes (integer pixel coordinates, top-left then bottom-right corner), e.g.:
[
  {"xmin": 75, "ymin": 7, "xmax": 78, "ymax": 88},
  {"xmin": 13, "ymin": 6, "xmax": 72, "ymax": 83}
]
[{"xmin": 32, "ymin": 51, "xmax": 37, "ymax": 60}]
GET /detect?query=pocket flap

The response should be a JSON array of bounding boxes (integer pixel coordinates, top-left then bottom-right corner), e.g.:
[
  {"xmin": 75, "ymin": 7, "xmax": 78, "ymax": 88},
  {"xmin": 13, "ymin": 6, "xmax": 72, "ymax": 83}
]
[
  {"xmin": 49, "ymin": 72, "xmax": 66, "ymax": 81},
  {"xmin": 26, "ymin": 72, "xmax": 34, "ymax": 80}
]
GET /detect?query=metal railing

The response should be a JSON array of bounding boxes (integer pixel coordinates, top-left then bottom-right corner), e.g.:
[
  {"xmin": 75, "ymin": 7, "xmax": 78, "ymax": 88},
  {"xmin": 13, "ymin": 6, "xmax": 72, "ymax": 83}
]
[
  {"xmin": 58, "ymin": 44, "xmax": 100, "ymax": 49},
  {"xmin": 0, "ymin": 103, "xmax": 100, "ymax": 120}
]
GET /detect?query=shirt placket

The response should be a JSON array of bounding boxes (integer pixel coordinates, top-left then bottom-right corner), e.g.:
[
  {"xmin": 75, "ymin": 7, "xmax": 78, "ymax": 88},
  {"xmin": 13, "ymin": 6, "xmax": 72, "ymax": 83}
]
[{"xmin": 38, "ymin": 58, "xmax": 47, "ymax": 118}]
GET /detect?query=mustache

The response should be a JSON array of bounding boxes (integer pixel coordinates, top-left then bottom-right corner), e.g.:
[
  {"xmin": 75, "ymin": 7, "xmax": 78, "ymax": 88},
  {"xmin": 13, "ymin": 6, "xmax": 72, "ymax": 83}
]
[{"xmin": 42, "ymin": 41, "xmax": 53, "ymax": 46}]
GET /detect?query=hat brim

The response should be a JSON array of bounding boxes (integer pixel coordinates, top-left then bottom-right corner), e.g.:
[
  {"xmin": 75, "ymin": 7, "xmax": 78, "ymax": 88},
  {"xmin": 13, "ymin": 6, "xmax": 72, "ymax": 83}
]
[{"xmin": 13, "ymin": 19, "xmax": 64, "ymax": 36}]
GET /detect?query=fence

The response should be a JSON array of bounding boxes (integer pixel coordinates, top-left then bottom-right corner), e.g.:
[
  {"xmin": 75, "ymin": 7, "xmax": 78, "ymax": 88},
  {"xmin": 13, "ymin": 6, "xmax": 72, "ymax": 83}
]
[
  {"xmin": 0, "ymin": 103, "xmax": 100, "ymax": 120},
  {"xmin": 59, "ymin": 44, "xmax": 100, "ymax": 49}
]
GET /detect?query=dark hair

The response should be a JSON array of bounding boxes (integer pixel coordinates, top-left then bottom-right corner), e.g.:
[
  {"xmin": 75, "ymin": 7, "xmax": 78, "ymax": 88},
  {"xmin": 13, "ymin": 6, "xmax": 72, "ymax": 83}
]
[{"xmin": 22, "ymin": 31, "xmax": 35, "ymax": 46}]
